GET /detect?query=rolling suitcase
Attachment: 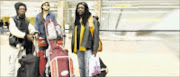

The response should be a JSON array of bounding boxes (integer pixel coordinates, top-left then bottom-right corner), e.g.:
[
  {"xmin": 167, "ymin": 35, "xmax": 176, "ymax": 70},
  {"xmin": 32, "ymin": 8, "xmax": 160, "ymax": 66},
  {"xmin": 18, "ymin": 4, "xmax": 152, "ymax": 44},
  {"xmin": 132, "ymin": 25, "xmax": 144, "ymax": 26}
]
[{"xmin": 44, "ymin": 19, "xmax": 75, "ymax": 77}]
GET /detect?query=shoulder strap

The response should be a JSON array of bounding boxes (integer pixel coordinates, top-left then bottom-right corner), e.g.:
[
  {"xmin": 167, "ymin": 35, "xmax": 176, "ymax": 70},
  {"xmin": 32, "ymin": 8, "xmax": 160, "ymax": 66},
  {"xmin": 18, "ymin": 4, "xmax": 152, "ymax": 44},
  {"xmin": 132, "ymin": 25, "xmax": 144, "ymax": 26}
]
[{"xmin": 88, "ymin": 16, "xmax": 95, "ymax": 37}]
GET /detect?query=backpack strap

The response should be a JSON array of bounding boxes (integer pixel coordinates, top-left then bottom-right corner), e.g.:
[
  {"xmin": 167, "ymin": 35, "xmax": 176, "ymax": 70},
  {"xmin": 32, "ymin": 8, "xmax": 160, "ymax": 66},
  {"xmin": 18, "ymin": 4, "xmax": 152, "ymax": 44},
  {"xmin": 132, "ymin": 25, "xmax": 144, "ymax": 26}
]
[{"xmin": 88, "ymin": 16, "xmax": 95, "ymax": 37}]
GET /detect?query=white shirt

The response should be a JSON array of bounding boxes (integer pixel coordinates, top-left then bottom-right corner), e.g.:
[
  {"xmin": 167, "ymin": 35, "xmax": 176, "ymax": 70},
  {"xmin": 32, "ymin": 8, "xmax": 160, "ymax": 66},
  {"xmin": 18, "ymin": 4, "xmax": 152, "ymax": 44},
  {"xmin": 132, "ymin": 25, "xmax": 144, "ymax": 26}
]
[
  {"xmin": 9, "ymin": 18, "xmax": 37, "ymax": 38},
  {"xmin": 43, "ymin": 15, "xmax": 47, "ymax": 20}
]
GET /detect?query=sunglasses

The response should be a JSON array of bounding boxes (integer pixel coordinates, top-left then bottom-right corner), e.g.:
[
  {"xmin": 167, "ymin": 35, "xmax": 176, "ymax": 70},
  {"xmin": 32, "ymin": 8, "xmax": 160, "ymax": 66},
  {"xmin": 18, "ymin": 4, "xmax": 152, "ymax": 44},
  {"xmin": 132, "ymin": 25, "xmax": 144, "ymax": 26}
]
[{"xmin": 43, "ymin": 3, "xmax": 50, "ymax": 6}]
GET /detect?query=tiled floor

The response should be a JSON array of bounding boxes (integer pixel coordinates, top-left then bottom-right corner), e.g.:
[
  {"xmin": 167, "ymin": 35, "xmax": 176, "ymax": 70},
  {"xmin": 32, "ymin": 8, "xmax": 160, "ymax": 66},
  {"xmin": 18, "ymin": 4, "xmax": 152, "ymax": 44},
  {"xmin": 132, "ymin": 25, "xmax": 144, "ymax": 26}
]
[{"xmin": 0, "ymin": 32, "xmax": 179, "ymax": 77}]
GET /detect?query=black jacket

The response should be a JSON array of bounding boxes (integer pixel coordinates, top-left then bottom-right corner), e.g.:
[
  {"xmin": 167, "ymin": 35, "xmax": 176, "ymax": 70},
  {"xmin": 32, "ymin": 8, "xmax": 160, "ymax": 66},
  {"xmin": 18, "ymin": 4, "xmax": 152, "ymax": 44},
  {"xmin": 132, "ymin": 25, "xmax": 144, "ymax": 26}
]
[
  {"xmin": 71, "ymin": 17, "xmax": 99, "ymax": 52},
  {"xmin": 11, "ymin": 16, "xmax": 33, "ymax": 54}
]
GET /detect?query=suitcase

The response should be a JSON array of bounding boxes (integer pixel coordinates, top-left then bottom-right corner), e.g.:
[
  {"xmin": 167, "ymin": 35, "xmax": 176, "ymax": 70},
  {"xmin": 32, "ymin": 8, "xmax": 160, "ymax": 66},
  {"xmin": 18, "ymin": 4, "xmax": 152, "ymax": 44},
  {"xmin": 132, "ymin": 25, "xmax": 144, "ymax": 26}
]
[
  {"xmin": 17, "ymin": 54, "xmax": 39, "ymax": 77},
  {"xmin": 44, "ymin": 19, "xmax": 74, "ymax": 77},
  {"xmin": 34, "ymin": 38, "xmax": 47, "ymax": 77},
  {"xmin": 37, "ymin": 38, "xmax": 63, "ymax": 77},
  {"xmin": 48, "ymin": 40, "xmax": 74, "ymax": 77},
  {"xmin": 38, "ymin": 51, "xmax": 47, "ymax": 77}
]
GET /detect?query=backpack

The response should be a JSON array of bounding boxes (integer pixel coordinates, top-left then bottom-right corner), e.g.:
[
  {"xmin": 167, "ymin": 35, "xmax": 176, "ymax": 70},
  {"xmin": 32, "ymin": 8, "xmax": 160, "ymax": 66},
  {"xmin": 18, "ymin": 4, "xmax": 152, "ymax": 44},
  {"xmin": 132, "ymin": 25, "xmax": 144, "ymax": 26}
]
[
  {"xmin": 44, "ymin": 19, "xmax": 62, "ymax": 40},
  {"xmin": 89, "ymin": 16, "xmax": 102, "ymax": 52}
]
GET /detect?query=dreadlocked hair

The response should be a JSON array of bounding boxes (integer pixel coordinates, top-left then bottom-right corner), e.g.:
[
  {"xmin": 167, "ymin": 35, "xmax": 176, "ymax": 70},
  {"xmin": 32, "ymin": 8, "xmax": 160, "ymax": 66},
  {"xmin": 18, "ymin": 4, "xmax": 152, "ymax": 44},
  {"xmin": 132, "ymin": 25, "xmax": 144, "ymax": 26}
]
[{"xmin": 74, "ymin": 2, "xmax": 91, "ymax": 26}]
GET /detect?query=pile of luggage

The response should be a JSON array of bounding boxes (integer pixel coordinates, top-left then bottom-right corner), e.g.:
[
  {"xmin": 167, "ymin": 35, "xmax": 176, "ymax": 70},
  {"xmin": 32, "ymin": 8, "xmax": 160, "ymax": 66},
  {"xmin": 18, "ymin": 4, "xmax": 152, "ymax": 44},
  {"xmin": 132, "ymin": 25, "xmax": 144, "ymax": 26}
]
[
  {"xmin": 16, "ymin": 19, "xmax": 108, "ymax": 77},
  {"xmin": 17, "ymin": 19, "xmax": 75, "ymax": 77}
]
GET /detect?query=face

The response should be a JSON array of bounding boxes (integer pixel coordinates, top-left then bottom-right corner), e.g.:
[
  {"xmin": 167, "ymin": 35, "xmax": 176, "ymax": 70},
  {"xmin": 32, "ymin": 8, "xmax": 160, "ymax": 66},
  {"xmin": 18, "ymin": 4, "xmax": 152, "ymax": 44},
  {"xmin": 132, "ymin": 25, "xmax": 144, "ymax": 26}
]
[
  {"xmin": 77, "ymin": 4, "xmax": 85, "ymax": 16},
  {"xmin": 42, "ymin": 3, "xmax": 50, "ymax": 11},
  {"xmin": 18, "ymin": 6, "xmax": 26, "ymax": 16}
]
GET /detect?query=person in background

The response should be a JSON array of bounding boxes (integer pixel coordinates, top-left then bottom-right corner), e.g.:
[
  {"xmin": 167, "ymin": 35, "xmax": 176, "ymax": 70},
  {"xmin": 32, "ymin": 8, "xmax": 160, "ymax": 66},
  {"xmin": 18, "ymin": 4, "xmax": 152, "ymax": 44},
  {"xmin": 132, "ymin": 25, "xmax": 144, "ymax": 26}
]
[
  {"xmin": 0, "ymin": 20, "xmax": 4, "ymax": 33},
  {"xmin": 5, "ymin": 21, "xmax": 9, "ymax": 29}
]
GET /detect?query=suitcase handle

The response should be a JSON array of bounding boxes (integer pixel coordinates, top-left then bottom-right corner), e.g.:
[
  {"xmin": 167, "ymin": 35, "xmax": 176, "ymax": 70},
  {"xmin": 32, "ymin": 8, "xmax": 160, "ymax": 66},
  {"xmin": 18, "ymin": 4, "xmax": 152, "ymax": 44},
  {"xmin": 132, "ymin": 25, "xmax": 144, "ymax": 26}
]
[{"xmin": 62, "ymin": 49, "xmax": 68, "ymax": 55}]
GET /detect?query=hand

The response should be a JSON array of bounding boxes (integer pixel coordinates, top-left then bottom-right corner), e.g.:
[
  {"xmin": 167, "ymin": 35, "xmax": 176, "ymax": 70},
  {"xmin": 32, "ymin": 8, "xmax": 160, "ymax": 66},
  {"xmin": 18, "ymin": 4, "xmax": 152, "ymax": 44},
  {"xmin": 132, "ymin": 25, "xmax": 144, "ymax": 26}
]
[
  {"xmin": 92, "ymin": 51, "xmax": 97, "ymax": 56},
  {"xmin": 27, "ymin": 34, "xmax": 34, "ymax": 41},
  {"xmin": 34, "ymin": 33, "xmax": 39, "ymax": 40}
]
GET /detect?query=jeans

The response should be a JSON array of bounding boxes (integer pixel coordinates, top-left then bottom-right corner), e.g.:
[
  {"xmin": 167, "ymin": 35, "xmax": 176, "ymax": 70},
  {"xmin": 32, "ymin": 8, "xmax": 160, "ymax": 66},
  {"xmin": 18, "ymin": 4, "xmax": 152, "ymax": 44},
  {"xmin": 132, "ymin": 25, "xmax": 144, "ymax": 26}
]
[
  {"xmin": 77, "ymin": 50, "xmax": 92, "ymax": 77},
  {"xmin": 0, "ymin": 27, "xmax": 3, "ymax": 34}
]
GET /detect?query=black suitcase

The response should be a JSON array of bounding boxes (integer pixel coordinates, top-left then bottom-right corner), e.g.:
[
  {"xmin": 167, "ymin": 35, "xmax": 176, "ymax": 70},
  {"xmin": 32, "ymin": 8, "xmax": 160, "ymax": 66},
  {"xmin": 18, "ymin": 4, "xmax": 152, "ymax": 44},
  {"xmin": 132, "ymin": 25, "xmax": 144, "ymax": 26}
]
[{"xmin": 17, "ymin": 54, "xmax": 39, "ymax": 77}]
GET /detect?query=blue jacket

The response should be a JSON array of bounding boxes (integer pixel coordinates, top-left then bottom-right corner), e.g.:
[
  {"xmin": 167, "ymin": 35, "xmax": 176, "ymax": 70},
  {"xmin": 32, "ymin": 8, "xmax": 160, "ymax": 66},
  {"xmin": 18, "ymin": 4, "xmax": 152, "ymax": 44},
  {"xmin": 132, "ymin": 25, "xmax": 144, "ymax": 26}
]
[{"xmin": 35, "ymin": 12, "xmax": 58, "ymax": 38}]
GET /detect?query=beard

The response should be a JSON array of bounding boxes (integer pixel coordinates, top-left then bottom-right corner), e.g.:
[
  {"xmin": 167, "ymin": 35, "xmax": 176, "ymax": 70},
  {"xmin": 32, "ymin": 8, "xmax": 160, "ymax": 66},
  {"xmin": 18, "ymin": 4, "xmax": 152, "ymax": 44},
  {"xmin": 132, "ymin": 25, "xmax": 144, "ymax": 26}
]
[{"xmin": 19, "ymin": 14, "xmax": 26, "ymax": 19}]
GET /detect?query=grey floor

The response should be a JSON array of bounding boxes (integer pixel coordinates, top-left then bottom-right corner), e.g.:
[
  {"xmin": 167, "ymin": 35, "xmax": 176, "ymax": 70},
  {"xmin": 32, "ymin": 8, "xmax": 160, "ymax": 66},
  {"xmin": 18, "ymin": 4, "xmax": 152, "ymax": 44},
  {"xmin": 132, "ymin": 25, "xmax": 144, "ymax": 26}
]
[{"xmin": 0, "ymin": 32, "xmax": 179, "ymax": 76}]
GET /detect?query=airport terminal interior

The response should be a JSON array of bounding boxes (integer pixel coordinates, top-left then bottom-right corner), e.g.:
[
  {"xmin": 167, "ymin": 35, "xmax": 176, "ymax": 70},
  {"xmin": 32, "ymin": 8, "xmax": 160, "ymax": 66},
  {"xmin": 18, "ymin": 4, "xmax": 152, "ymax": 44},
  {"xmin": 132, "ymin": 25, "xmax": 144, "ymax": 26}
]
[{"xmin": 0, "ymin": 0, "xmax": 179, "ymax": 76}]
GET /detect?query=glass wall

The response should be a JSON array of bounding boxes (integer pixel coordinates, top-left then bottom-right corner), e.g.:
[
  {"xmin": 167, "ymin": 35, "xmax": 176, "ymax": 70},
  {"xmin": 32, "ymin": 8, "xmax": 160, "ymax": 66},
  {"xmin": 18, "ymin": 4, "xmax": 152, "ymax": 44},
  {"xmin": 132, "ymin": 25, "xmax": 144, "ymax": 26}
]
[{"xmin": 0, "ymin": 0, "xmax": 179, "ymax": 76}]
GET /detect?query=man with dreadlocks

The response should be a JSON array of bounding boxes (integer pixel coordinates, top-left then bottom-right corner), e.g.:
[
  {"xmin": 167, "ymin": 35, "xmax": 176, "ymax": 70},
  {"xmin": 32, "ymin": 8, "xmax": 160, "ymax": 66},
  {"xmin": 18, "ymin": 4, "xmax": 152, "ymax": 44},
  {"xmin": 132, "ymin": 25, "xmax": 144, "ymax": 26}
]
[{"xmin": 71, "ymin": 2, "xmax": 99, "ymax": 77}]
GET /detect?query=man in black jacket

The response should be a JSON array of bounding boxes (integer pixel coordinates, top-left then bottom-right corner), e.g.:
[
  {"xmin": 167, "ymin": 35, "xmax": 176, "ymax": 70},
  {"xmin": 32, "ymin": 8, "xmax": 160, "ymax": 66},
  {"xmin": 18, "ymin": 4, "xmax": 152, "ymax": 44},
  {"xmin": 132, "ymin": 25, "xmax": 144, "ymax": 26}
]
[{"xmin": 8, "ymin": 2, "xmax": 38, "ymax": 76}]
